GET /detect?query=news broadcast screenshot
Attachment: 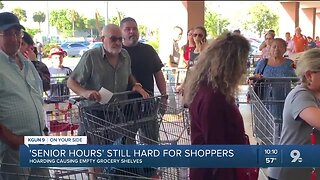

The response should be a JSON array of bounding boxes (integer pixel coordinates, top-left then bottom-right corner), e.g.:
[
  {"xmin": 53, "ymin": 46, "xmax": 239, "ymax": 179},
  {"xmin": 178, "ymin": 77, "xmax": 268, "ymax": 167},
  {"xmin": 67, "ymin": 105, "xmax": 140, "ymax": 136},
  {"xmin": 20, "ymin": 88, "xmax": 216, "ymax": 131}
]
[{"xmin": 1, "ymin": 1, "xmax": 320, "ymax": 180}]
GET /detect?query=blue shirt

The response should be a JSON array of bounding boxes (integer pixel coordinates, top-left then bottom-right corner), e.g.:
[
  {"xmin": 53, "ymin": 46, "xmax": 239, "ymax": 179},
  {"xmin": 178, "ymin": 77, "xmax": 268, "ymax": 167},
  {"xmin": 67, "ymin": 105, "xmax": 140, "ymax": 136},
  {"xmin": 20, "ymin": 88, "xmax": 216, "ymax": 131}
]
[
  {"xmin": 254, "ymin": 58, "xmax": 297, "ymax": 122},
  {"xmin": 254, "ymin": 58, "xmax": 296, "ymax": 78}
]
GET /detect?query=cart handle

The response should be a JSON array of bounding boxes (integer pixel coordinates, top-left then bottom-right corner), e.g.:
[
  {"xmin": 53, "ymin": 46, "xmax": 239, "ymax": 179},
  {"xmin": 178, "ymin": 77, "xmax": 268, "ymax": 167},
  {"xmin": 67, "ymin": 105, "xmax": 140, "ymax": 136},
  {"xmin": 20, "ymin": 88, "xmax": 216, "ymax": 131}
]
[
  {"xmin": 68, "ymin": 91, "xmax": 139, "ymax": 104},
  {"xmin": 248, "ymin": 76, "xmax": 300, "ymax": 82}
]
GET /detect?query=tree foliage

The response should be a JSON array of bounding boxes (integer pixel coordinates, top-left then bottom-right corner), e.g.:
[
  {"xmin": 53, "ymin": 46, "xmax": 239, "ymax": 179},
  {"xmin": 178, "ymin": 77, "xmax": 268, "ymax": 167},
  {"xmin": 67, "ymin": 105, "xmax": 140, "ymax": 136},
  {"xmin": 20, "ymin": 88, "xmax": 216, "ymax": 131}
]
[
  {"xmin": 49, "ymin": 9, "xmax": 86, "ymax": 37},
  {"xmin": 49, "ymin": 9, "xmax": 73, "ymax": 37},
  {"xmin": 66, "ymin": 9, "xmax": 79, "ymax": 37},
  {"xmin": 24, "ymin": 27, "xmax": 40, "ymax": 37},
  {"xmin": 0, "ymin": 1, "xmax": 4, "ymax": 10},
  {"xmin": 12, "ymin": 7, "xmax": 27, "ymax": 22},
  {"xmin": 33, "ymin": 11, "xmax": 46, "ymax": 32},
  {"xmin": 138, "ymin": 24, "xmax": 148, "ymax": 39},
  {"xmin": 204, "ymin": 7, "xmax": 230, "ymax": 38},
  {"xmin": 108, "ymin": 10, "xmax": 125, "ymax": 26},
  {"xmin": 244, "ymin": 3, "xmax": 279, "ymax": 37},
  {"xmin": 84, "ymin": 16, "xmax": 104, "ymax": 37},
  {"xmin": 148, "ymin": 28, "xmax": 160, "ymax": 53}
]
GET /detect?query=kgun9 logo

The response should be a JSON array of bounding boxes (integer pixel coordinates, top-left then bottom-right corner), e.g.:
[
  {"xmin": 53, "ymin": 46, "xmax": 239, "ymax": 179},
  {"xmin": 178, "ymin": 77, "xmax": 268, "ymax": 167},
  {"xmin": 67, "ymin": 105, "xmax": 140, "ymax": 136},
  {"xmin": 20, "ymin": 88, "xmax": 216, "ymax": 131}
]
[{"xmin": 290, "ymin": 150, "xmax": 303, "ymax": 163}]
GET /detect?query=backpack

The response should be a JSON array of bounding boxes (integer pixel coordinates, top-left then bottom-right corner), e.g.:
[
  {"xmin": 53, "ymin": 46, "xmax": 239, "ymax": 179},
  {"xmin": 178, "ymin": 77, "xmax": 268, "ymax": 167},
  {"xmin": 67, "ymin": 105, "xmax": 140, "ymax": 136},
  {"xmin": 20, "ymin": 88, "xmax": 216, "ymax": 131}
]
[{"xmin": 31, "ymin": 61, "xmax": 51, "ymax": 91}]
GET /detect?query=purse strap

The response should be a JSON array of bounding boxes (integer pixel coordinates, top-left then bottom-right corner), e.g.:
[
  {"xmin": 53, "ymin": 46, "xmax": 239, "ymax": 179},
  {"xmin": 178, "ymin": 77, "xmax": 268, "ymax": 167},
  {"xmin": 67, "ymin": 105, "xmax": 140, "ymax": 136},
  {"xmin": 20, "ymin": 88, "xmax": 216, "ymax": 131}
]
[{"xmin": 260, "ymin": 59, "xmax": 268, "ymax": 75}]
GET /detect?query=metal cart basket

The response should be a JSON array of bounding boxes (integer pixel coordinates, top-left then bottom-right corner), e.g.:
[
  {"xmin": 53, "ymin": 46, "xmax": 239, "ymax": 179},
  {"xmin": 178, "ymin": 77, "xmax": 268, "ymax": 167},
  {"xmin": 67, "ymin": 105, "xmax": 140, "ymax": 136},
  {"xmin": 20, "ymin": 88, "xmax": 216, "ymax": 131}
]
[
  {"xmin": 249, "ymin": 77, "xmax": 299, "ymax": 145},
  {"xmin": 76, "ymin": 92, "xmax": 190, "ymax": 179}
]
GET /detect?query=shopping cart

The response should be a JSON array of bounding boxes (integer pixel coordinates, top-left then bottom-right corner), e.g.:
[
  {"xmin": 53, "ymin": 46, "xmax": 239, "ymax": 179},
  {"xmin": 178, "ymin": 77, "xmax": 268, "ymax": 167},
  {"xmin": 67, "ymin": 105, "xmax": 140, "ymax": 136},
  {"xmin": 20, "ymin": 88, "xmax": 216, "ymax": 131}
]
[
  {"xmin": 248, "ymin": 77, "xmax": 300, "ymax": 145},
  {"xmin": 0, "ymin": 163, "xmax": 152, "ymax": 179},
  {"xmin": 43, "ymin": 76, "xmax": 79, "ymax": 136},
  {"xmin": 162, "ymin": 67, "xmax": 187, "ymax": 87},
  {"xmin": 71, "ymin": 91, "xmax": 190, "ymax": 180}
]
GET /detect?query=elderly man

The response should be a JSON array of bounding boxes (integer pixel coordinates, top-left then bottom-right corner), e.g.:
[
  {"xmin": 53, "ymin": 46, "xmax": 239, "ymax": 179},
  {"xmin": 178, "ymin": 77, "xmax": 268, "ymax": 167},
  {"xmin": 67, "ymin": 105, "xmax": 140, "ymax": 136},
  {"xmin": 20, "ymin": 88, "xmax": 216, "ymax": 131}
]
[
  {"xmin": 68, "ymin": 23, "xmax": 150, "ymax": 180},
  {"xmin": 0, "ymin": 12, "xmax": 49, "ymax": 179},
  {"xmin": 67, "ymin": 24, "xmax": 149, "ymax": 133}
]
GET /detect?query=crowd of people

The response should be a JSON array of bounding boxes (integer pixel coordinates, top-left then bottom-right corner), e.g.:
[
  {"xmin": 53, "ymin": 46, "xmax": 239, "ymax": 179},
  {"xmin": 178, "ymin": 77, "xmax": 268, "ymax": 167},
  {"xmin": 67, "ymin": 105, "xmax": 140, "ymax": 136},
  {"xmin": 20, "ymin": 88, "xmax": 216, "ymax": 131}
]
[{"xmin": 2, "ymin": 10, "xmax": 320, "ymax": 180}]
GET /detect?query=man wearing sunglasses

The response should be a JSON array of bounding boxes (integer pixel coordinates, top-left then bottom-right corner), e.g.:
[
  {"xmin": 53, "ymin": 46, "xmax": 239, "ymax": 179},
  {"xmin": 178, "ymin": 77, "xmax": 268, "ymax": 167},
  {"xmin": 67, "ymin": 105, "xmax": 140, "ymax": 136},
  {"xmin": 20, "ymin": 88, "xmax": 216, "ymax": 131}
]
[
  {"xmin": 67, "ymin": 23, "xmax": 149, "ymax": 128},
  {"xmin": 0, "ymin": 12, "xmax": 49, "ymax": 179},
  {"xmin": 68, "ymin": 23, "xmax": 150, "ymax": 179},
  {"xmin": 68, "ymin": 23, "xmax": 149, "ymax": 101}
]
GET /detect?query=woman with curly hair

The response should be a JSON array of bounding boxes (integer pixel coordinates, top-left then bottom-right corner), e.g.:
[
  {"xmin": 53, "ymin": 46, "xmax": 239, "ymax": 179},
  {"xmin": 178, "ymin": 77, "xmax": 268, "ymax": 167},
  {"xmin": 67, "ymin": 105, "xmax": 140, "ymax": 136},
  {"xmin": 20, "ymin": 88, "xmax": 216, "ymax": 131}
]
[{"xmin": 183, "ymin": 33, "xmax": 253, "ymax": 180}]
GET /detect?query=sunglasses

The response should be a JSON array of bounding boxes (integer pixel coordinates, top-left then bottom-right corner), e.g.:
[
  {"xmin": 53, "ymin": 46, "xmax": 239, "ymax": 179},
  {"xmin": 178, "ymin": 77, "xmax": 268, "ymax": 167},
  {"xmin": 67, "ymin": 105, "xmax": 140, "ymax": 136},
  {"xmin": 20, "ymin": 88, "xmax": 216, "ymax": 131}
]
[
  {"xmin": 193, "ymin": 33, "xmax": 204, "ymax": 38},
  {"xmin": 109, "ymin": 36, "xmax": 123, "ymax": 43}
]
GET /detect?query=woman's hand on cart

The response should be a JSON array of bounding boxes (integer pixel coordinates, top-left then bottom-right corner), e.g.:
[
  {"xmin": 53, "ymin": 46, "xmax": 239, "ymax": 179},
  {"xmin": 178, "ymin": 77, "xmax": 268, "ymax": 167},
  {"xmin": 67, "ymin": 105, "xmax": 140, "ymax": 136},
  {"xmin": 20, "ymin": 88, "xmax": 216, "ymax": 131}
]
[
  {"xmin": 82, "ymin": 90, "xmax": 101, "ymax": 102},
  {"xmin": 247, "ymin": 74, "xmax": 263, "ymax": 85},
  {"xmin": 175, "ymin": 84, "xmax": 184, "ymax": 95},
  {"xmin": 0, "ymin": 123, "xmax": 24, "ymax": 150},
  {"xmin": 132, "ymin": 83, "xmax": 150, "ymax": 99}
]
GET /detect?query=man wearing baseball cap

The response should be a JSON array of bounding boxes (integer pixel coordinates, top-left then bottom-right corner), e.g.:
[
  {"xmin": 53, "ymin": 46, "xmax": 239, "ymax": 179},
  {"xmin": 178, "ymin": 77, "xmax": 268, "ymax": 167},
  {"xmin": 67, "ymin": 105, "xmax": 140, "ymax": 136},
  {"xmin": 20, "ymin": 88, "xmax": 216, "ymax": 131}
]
[{"xmin": 0, "ymin": 12, "xmax": 49, "ymax": 179}]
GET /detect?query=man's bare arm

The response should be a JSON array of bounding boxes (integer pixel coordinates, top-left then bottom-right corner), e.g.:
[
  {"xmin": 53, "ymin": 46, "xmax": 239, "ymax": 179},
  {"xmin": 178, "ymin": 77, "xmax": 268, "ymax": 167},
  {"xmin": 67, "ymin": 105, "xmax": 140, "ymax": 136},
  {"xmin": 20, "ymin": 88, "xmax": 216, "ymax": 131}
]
[
  {"xmin": 67, "ymin": 77, "xmax": 101, "ymax": 101},
  {"xmin": 154, "ymin": 70, "xmax": 167, "ymax": 96},
  {"xmin": 259, "ymin": 41, "xmax": 266, "ymax": 51}
]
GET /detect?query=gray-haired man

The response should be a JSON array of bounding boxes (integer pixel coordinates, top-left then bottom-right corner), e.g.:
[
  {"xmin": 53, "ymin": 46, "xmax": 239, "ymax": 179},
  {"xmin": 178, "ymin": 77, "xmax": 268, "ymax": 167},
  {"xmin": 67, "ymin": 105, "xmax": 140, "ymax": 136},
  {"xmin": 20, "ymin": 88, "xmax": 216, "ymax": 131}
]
[{"xmin": 0, "ymin": 12, "xmax": 49, "ymax": 179}]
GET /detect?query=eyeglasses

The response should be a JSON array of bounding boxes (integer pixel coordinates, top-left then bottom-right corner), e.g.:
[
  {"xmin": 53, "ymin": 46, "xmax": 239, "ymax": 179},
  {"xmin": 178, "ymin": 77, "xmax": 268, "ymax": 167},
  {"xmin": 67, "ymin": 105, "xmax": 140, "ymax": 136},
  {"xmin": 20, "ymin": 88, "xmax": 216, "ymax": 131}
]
[
  {"xmin": 0, "ymin": 30, "xmax": 24, "ymax": 38},
  {"xmin": 193, "ymin": 33, "xmax": 204, "ymax": 38}
]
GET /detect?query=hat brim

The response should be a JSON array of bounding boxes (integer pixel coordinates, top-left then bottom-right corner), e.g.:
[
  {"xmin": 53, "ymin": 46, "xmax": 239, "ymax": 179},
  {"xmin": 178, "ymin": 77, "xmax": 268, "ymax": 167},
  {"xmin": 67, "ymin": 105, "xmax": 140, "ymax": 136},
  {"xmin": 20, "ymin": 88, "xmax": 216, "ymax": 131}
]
[
  {"xmin": 49, "ymin": 52, "xmax": 65, "ymax": 58},
  {"xmin": 0, "ymin": 23, "xmax": 25, "ymax": 31}
]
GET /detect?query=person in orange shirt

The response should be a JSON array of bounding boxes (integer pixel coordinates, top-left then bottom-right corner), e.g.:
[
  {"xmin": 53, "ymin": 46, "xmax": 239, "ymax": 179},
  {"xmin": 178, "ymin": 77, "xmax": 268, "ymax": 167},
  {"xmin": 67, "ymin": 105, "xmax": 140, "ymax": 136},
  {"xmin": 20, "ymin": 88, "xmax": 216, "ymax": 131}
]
[{"xmin": 292, "ymin": 27, "xmax": 308, "ymax": 53}]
